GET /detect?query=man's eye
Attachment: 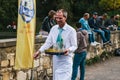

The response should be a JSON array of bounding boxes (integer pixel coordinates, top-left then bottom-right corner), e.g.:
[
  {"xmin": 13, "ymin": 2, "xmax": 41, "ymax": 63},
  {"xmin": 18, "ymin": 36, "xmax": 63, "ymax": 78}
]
[
  {"xmin": 59, "ymin": 18, "xmax": 62, "ymax": 19},
  {"xmin": 56, "ymin": 17, "xmax": 63, "ymax": 19}
]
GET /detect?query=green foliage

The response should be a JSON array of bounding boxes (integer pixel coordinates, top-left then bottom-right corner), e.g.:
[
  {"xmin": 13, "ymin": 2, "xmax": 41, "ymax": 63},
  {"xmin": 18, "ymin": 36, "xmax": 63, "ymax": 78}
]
[
  {"xmin": 36, "ymin": 18, "xmax": 42, "ymax": 33},
  {"xmin": 56, "ymin": 0, "xmax": 73, "ymax": 22},
  {"xmin": 99, "ymin": 0, "xmax": 120, "ymax": 10},
  {"xmin": 86, "ymin": 55, "xmax": 101, "ymax": 65},
  {"xmin": 0, "ymin": 0, "xmax": 120, "ymax": 33},
  {"xmin": 71, "ymin": 0, "xmax": 101, "ymax": 21},
  {"xmin": 0, "ymin": 0, "xmax": 18, "ymax": 31}
]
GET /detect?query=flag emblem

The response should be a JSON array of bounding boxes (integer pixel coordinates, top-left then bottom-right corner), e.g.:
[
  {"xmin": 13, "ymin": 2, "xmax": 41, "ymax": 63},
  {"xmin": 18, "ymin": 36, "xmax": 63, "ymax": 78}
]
[{"xmin": 19, "ymin": 0, "xmax": 34, "ymax": 23}]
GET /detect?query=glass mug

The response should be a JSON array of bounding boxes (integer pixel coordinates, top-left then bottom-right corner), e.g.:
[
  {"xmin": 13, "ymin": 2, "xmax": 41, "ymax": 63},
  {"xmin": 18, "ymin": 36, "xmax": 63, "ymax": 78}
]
[{"xmin": 53, "ymin": 43, "xmax": 65, "ymax": 52}]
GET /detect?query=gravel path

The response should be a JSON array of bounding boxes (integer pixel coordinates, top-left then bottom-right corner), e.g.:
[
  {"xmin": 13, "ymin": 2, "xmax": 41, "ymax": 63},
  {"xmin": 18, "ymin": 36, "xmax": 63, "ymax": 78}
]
[{"xmin": 85, "ymin": 56, "xmax": 120, "ymax": 80}]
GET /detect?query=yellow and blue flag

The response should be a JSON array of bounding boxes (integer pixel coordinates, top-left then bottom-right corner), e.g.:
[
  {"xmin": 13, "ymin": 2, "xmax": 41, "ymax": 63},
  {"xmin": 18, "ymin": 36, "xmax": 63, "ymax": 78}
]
[{"xmin": 15, "ymin": 0, "xmax": 36, "ymax": 70}]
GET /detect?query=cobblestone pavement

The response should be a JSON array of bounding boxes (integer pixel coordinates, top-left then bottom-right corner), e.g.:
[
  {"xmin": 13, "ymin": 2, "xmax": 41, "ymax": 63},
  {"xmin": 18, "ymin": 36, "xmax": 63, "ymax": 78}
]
[{"xmin": 85, "ymin": 56, "xmax": 120, "ymax": 80}]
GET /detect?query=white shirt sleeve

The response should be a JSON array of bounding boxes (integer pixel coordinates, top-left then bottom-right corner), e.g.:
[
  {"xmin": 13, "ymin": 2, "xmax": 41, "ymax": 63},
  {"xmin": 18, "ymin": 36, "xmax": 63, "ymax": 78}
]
[
  {"xmin": 68, "ymin": 29, "xmax": 78, "ymax": 53},
  {"xmin": 39, "ymin": 29, "xmax": 53, "ymax": 53}
]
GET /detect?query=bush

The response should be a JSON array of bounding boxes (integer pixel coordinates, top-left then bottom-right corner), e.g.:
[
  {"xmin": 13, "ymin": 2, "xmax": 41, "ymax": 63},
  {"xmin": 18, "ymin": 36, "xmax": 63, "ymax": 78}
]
[{"xmin": 86, "ymin": 51, "xmax": 114, "ymax": 65}]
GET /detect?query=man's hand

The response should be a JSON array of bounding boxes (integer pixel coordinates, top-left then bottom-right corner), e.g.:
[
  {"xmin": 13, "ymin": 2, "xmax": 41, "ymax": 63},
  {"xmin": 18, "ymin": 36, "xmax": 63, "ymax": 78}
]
[
  {"xmin": 33, "ymin": 51, "xmax": 40, "ymax": 59},
  {"xmin": 64, "ymin": 49, "xmax": 70, "ymax": 56},
  {"xmin": 106, "ymin": 27, "xmax": 109, "ymax": 30}
]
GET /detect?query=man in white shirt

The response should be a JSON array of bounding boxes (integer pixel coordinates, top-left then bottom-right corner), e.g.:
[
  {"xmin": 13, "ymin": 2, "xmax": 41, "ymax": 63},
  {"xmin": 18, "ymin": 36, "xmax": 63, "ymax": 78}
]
[{"xmin": 34, "ymin": 9, "xmax": 77, "ymax": 80}]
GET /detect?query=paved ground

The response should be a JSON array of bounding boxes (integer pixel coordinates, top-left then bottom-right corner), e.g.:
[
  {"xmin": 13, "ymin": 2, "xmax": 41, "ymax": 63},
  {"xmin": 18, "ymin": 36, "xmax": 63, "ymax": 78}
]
[{"xmin": 85, "ymin": 56, "xmax": 120, "ymax": 80}]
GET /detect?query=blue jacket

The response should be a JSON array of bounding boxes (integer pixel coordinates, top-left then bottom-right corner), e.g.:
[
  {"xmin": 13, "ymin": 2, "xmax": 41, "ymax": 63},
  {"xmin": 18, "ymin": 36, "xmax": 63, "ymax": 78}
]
[{"xmin": 79, "ymin": 18, "xmax": 92, "ymax": 34}]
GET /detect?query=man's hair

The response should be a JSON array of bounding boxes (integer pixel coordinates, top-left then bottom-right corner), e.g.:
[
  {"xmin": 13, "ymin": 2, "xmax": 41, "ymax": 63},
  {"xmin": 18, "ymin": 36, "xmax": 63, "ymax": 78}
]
[
  {"xmin": 102, "ymin": 13, "xmax": 108, "ymax": 17},
  {"xmin": 57, "ymin": 9, "xmax": 68, "ymax": 18},
  {"xmin": 83, "ymin": 13, "xmax": 89, "ymax": 17},
  {"xmin": 48, "ymin": 10, "xmax": 56, "ymax": 18}
]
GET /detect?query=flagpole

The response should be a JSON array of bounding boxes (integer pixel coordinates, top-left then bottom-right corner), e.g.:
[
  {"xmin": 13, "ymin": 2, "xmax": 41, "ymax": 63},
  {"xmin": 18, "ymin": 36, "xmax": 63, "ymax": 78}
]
[
  {"xmin": 30, "ymin": 22, "xmax": 36, "ymax": 80},
  {"xmin": 30, "ymin": 60, "xmax": 34, "ymax": 80}
]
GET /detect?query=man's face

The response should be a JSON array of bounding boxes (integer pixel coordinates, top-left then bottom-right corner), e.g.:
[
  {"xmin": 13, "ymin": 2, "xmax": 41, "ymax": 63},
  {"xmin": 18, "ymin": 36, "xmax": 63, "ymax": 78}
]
[
  {"xmin": 55, "ymin": 11, "xmax": 66, "ymax": 27},
  {"xmin": 103, "ymin": 16, "xmax": 107, "ymax": 20},
  {"xmin": 85, "ymin": 14, "xmax": 89, "ymax": 20},
  {"xmin": 93, "ymin": 14, "xmax": 98, "ymax": 19}
]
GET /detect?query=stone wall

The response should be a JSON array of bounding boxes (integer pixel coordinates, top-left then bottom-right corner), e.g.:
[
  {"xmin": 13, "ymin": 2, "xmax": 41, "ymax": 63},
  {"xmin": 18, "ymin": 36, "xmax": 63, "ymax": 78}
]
[
  {"xmin": 87, "ymin": 31, "xmax": 120, "ymax": 59},
  {"xmin": 0, "ymin": 31, "xmax": 120, "ymax": 80}
]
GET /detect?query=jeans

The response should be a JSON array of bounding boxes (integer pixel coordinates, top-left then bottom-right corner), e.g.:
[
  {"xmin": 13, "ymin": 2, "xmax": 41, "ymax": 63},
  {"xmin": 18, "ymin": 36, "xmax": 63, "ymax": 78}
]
[
  {"xmin": 93, "ymin": 29, "xmax": 107, "ymax": 43},
  {"xmin": 71, "ymin": 51, "xmax": 87, "ymax": 80},
  {"xmin": 102, "ymin": 29, "xmax": 111, "ymax": 41},
  {"xmin": 88, "ymin": 32, "xmax": 95, "ymax": 43}
]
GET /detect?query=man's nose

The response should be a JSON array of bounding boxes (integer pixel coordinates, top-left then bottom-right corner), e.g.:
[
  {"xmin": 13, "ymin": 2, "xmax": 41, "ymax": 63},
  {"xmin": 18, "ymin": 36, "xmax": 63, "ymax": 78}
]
[{"xmin": 56, "ymin": 18, "xmax": 60, "ymax": 21}]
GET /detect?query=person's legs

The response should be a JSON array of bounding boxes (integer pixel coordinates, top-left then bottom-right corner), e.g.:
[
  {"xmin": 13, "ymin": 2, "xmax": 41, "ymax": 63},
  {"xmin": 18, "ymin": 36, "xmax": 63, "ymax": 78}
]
[
  {"xmin": 72, "ymin": 53, "xmax": 83, "ymax": 80},
  {"xmin": 94, "ymin": 29, "xmax": 107, "ymax": 43},
  {"xmin": 79, "ymin": 51, "xmax": 87, "ymax": 80},
  {"xmin": 89, "ymin": 32, "xmax": 100, "ymax": 46},
  {"xmin": 103, "ymin": 29, "xmax": 111, "ymax": 41},
  {"xmin": 71, "ymin": 51, "xmax": 87, "ymax": 80},
  {"xmin": 88, "ymin": 33, "xmax": 94, "ymax": 43}
]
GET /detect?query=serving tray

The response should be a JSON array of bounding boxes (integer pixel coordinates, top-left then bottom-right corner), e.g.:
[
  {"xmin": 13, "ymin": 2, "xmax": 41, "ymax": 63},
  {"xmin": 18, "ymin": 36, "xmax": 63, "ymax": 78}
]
[
  {"xmin": 45, "ymin": 49, "xmax": 65, "ymax": 55},
  {"xmin": 45, "ymin": 52, "xmax": 65, "ymax": 55}
]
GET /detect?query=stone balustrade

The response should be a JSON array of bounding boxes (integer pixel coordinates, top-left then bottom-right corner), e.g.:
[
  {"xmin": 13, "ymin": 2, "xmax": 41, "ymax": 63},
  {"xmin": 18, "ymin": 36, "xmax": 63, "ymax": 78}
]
[{"xmin": 0, "ymin": 31, "xmax": 120, "ymax": 80}]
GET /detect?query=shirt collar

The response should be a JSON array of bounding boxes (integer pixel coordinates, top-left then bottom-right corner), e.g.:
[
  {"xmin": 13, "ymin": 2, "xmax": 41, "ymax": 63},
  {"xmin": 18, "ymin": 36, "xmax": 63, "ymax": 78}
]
[{"xmin": 57, "ymin": 23, "xmax": 67, "ymax": 30}]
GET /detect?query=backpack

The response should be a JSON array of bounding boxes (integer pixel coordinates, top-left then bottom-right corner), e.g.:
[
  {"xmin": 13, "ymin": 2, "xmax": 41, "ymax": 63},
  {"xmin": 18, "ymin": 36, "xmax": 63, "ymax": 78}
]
[{"xmin": 114, "ymin": 48, "xmax": 120, "ymax": 56}]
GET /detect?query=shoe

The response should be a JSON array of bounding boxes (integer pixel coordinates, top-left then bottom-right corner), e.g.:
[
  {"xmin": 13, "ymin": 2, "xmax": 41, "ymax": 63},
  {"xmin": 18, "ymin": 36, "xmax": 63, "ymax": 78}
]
[
  {"xmin": 94, "ymin": 41, "xmax": 100, "ymax": 45},
  {"xmin": 103, "ymin": 41, "xmax": 109, "ymax": 45},
  {"xmin": 102, "ymin": 44, "xmax": 106, "ymax": 48},
  {"xmin": 108, "ymin": 41, "xmax": 112, "ymax": 46},
  {"xmin": 90, "ymin": 42, "xmax": 96, "ymax": 46}
]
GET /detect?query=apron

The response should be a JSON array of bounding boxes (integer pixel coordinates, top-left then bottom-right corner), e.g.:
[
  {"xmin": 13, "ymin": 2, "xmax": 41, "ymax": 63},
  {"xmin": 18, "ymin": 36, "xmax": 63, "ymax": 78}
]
[{"xmin": 53, "ymin": 55, "xmax": 73, "ymax": 80}]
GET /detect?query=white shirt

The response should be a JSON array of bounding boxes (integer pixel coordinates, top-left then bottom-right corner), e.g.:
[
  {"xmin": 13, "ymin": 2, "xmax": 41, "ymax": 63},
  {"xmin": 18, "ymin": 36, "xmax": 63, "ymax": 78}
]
[{"xmin": 39, "ymin": 23, "xmax": 77, "ymax": 55}]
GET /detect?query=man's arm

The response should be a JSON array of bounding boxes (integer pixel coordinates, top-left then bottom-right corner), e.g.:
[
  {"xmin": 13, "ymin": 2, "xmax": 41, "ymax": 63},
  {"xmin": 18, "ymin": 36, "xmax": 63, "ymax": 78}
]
[{"xmin": 68, "ymin": 29, "xmax": 78, "ymax": 53}]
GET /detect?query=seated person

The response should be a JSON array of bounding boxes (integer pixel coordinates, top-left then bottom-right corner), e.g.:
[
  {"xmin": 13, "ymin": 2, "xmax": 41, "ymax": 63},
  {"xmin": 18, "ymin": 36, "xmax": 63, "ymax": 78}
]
[
  {"xmin": 79, "ymin": 13, "xmax": 100, "ymax": 46},
  {"xmin": 41, "ymin": 10, "xmax": 56, "ymax": 33},
  {"xmin": 114, "ymin": 14, "xmax": 120, "ymax": 30},
  {"xmin": 105, "ymin": 15, "xmax": 118, "ymax": 31},
  {"xmin": 88, "ymin": 12, "xmax": 108, "ymax": 45},
  {"xmin": 98, "ymin": 13, "xmax": 112, "ymax": 45}
]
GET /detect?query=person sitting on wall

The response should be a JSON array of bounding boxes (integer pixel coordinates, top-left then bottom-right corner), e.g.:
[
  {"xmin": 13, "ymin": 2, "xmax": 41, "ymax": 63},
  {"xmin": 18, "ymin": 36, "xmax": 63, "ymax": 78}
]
[
  {"xmin": 79, "ymin": 13, "xmax": 100, "ymax": 46},
  {"xmin": 105, "ymin": 15, "xmax": 118, "ymax": 31},
  {"xmin": 98, "ymin": 13, "xmax": 112, "ymax": 46},
  {"xmin": 88, "ymin": 12, "xmax": 109, "ymax": 46},
  {"xmin": 40, "ymin": 10, "xmax": 56, "ymax": 33}
]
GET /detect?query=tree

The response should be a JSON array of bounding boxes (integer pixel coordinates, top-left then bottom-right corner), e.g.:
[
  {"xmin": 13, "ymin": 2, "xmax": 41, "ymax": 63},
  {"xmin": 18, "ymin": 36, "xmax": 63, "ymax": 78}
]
[
  {"xmin": 99, "ymin": 0, "xmax": 120, "ymax": 10},
  {"xmin": 0, "ymin": 0, "xmax": 120, "ymax": 32},
  {"xmin": 0, "ymin": 0, "xmax": 18, "ymax": 31},
  {"xmin": 56, "ymin": 0, "xmax": 73, "ymax": 22}
]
